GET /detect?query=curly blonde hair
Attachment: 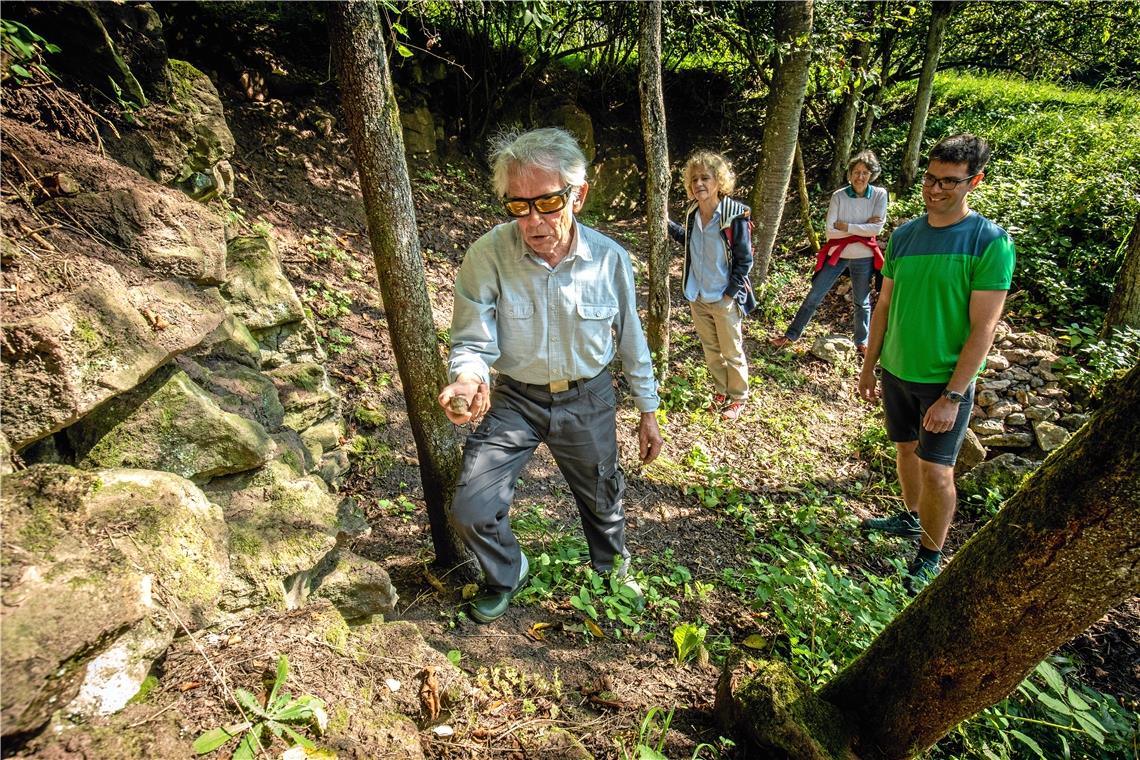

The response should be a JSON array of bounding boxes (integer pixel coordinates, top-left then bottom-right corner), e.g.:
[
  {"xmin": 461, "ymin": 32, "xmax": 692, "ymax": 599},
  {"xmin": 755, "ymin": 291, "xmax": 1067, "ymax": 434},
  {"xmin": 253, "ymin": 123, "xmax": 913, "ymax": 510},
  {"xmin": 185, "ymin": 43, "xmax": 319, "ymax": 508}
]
[{"xmin": 681, "ymin": 150, "xmax": 736, "ymax": 199}]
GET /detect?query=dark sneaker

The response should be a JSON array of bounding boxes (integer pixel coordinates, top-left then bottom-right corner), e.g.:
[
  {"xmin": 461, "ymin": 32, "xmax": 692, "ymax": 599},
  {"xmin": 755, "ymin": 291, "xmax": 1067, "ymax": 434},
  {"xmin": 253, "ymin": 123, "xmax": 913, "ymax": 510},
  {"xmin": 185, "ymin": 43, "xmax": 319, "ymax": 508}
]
[
  {"xmin": 862, "ymin": 511, "xmax": 922, "ymax": 539},
  {"xmin": 904, "ymin": 554, "xmax": 941, "ymax": 595},
  {"xmin": 470, "ymin": 553, "xmax": 529, "ymax": 623}
]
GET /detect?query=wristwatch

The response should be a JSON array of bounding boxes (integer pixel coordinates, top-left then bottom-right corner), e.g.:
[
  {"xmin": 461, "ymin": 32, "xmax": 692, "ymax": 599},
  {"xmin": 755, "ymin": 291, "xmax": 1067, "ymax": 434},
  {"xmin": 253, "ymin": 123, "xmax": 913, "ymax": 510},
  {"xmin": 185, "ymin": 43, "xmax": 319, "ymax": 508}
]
[{"xmin": 942, "ymin": 388, "xmax": 968, "ymax": 404}]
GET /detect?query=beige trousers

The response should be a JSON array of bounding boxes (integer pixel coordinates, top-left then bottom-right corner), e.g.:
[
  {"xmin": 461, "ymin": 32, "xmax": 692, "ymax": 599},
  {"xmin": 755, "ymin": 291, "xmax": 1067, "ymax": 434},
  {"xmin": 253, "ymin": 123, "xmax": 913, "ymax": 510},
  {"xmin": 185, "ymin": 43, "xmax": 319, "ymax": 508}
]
[{"xmin": 690, "ymin": 298, "xmax": 748, "ymax": 401}]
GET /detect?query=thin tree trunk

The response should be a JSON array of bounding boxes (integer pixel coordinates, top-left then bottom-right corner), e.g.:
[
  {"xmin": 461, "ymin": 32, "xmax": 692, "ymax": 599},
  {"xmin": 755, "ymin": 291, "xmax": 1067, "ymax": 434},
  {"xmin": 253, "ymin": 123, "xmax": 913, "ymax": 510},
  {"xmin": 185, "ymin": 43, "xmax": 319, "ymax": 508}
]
[
  {"xmin": 639, "ymin": 0, "xmax": 671, "ymax": 377},
  {"xmin": 795, "ymin": 139, "xmax": 819, "ymax": 253},
  {"xmin": 897, "ymin": 1, "xmax": 957, "ymax": 192},
  {"xmin": 1101, "ymin": 210, "xmax": 1140, "ymax": 338},
  {"xmin": 819, "ymin": 361, "xmax": 1140, "ymax": 758},
  {"xmin": 329, "ymin": 1, "xmax": 470, "ymax": 571},
  {"xmin": 750, "ymin": 0, "xmax": 814, "ymax": 283},
  {"xmin": 827, "ymin": 5, "xmax": 874, "ymax": 190}
]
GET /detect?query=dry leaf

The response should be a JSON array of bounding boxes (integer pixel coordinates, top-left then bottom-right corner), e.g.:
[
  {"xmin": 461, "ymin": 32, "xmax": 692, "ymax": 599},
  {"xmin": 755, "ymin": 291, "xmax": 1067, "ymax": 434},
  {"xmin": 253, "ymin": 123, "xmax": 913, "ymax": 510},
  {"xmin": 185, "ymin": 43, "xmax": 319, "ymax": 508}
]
[
  {"xmin": 526, "ymin": 621, "xmax": 557, "ymax": 641},
  {"xmin": 583, "ymin": 618, "xmax": 604, "ymax": 638},
  {"xmin": 742, "ymin": 634, "xmax": 767, "ymax": 650},
  {"xmin": 423, "ymin": 568, "xmax": 447, "ymax": 594},
  {"xmin": 178, "ymin": 681, "xmax": 202, "ymax": 692},
  {"xmin": 419, "ymin": 666, "xmax": 441, "ymax": 721}
]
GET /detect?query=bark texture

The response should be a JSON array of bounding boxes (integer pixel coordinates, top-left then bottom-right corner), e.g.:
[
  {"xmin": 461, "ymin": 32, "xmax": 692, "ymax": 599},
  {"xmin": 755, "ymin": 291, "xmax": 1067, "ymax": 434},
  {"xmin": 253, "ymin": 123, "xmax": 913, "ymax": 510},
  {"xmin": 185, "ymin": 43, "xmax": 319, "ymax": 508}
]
[
  {"xmin": 329, "ymin": 1, "xmax": 469, "ymax": 570},
  {"xmin": 819, "ymin": 361, "xmax": 1140, "ymax": 759},
  {"xmin": 639, "ymin": 0, "xmax": 671, "ymax": 375},
  {"xmin": 750, "ymin": 0, "xmax": 814, "ymax": 282},
  {"xmin": 897, "ymin": 1, "xmax": 957, "ymax": 191},
  {"xmin": 1101, "ymin": 210, "xmax": 1140, "ymax": 338},
  {"xmin": 795, "ymin": 139, "xmax": 820, "ymax": 253}
]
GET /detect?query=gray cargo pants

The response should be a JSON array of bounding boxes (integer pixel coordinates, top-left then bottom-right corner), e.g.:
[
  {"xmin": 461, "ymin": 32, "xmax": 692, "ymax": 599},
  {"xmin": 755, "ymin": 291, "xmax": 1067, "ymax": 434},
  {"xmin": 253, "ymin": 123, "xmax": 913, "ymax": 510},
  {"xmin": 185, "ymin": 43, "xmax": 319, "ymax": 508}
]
[{"xmin": 449, "ymin": 370, "xmax": 629, "ymax": 592}]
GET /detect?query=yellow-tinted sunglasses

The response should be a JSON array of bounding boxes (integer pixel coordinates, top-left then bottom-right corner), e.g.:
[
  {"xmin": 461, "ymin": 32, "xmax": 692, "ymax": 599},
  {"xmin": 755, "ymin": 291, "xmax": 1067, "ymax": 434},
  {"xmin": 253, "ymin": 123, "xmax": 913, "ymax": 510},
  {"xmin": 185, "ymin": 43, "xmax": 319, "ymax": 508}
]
[{"xmin": 502, "ymin": 185, "xmax": 574, "ymax": 217}]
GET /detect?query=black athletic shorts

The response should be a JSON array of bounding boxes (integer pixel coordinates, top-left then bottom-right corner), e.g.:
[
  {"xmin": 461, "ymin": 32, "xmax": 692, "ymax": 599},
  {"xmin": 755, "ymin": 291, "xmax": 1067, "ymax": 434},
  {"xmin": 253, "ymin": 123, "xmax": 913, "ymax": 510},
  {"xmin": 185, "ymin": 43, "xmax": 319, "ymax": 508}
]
[{"xmin": 881, "ymin": 369, "xmax": 974, "ymax": 467}]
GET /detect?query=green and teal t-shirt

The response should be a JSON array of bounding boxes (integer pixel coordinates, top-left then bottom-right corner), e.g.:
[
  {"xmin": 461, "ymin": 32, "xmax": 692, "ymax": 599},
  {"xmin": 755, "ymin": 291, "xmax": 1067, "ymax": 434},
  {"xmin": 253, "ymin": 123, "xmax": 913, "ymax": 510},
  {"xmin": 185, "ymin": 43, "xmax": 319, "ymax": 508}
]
[{"xmin": 880, "ymin": 212, "xmax": 1015, "ymax": 384}]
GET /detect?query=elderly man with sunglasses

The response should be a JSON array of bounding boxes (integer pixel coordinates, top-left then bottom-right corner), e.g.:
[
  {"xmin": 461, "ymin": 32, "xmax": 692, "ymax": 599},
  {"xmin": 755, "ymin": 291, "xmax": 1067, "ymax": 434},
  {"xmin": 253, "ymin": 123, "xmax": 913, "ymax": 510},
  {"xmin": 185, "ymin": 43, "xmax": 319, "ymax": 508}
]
[
  {"xmin": 857, "ymin": 133, "xmax": 1015, "ymax": 593},
  {"xmin": 437, "ymin": 127, "xmax": 663, "ymax": 623}
]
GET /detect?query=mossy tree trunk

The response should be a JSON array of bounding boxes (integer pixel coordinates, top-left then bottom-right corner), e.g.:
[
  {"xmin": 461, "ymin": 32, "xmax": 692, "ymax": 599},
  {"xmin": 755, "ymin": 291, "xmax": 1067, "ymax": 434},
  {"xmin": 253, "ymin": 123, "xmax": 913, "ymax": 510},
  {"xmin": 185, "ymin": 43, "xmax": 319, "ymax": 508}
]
[
  {"xmin": 1101, "ymin": 209, "xmax": 1140, "ymax": 338},
  {"xmin": 896, "ymin": 1, "xmax": 957, "ymax": 192},
  {"xmin": 750, "ymin": 0, "xmax": 814, "ymax": 283},
  {"xmin": 329, "ymin": 1, "xmax": 470, "ymax": 571},
  {"xmin": 639, "ymin": 0, "xmax": 671, "ymax": 377},
  {"xmin": 816, "ymin": 361, "xmax": 1140, "ymax": 759}
]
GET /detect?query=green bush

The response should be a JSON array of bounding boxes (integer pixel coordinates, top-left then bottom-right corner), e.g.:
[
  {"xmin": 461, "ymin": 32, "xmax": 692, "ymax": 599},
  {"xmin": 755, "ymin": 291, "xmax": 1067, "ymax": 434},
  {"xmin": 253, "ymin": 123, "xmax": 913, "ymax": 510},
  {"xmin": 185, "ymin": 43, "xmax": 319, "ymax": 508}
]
[{"xmin": 875, "ymin": 74, "xmax": 1140, "ymax": 327}]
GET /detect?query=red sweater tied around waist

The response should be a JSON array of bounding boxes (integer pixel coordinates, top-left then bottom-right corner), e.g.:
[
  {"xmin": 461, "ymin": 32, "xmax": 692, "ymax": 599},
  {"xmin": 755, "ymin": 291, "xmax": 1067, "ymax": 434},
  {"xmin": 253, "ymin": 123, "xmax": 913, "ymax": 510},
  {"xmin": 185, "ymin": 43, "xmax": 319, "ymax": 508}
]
[{"xmin": 814, "ymin": 235, "xmax": 884, "ymax": 272}]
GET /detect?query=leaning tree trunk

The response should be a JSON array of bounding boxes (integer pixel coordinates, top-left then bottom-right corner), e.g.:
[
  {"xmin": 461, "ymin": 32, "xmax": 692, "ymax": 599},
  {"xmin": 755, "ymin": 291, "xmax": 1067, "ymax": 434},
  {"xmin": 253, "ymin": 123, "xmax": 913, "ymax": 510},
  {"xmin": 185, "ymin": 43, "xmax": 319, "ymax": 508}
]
[
  {"xmin": 329, "ymin": 1, "xmax": 470, "ymax": 571},
  {"xmin": 720, "ymin": 362, "xmax": 1140, "ymax": 759},
  {"xmin": 823, "ymin": 361, "xmax": 1140, "ymax": 757},
  {"xmin": 795, "ymin": 139, "xmax": 820, "ymax": 253},
  {"xmin": 750, "ymin": 0, "xmax": 814, "ymax": 282},
  {"xmin": 827, "ymin": 5, "xmax": 874, "ymax": 190},
  {"xmin": 639, "ymin": 0, "xmax": 671, "ymax": 377},
  {"xmin": 1101, "ymin": 210, "xmax": 1140, "ymax": 338},
  {"xmin": 897, "ymin": 1, "xmax": 956, "ymax": 192}
]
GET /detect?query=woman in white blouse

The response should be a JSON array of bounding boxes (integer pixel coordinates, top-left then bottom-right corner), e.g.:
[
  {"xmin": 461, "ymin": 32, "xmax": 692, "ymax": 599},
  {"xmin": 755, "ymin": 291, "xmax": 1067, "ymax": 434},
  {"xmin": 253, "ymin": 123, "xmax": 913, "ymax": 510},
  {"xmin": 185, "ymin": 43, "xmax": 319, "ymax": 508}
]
[{"xmin": 771, "ymin": 150, "xmax": 888, "ymax": 354}]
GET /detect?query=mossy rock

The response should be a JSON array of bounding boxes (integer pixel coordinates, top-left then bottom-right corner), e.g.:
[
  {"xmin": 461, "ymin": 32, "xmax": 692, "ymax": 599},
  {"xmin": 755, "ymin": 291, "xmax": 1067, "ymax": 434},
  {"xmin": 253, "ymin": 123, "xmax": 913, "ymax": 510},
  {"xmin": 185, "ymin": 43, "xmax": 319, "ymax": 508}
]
[
  {"xmin": 1, "ymin": 465, "xmax": 229, "ymax": 736},
  {"xmin": 252, "ymin": 317, "xmax": 327, "ymax": 369},
  {"xmin": 205, "ymin": 461, "xmax": 340, "ymax": 613},
  {"xmin": 186, "ymin": 314, "xmax": 262, "ymax": 369},
  {"xmin": 67, "ymin": 367, "xmax": 275, "ymax": 482},
  {"xmin": 221, "ymin": 236, "xmax": 306, "ymax": 331},
  {"xmin": 267, "ymin": 362, "xmax": 341, "ymax": 433}
]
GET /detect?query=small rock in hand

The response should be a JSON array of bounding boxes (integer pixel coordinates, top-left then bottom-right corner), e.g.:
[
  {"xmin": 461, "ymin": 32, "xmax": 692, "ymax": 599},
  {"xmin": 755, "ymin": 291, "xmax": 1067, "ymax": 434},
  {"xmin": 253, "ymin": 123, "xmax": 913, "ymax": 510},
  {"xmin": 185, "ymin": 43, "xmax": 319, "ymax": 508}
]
[{"xmin": 449, "ymin": 395, "xmax": 470, "ymax": 414}]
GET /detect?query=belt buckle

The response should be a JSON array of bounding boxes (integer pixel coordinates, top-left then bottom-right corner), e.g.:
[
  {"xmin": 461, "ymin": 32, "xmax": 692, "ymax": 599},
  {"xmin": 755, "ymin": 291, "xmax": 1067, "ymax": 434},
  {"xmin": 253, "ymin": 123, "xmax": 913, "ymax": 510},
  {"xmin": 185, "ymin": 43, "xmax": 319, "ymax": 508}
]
[{"xmin": 549, "ymin": 379, "xmax": 570, "ymax": 393}]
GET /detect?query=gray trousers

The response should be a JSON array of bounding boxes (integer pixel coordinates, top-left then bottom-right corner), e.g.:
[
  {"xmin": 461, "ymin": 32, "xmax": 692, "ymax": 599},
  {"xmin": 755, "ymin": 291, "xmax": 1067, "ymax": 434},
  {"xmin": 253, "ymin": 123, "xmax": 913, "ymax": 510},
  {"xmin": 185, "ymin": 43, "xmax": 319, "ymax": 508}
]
[{"xmin": 449, "ymin": 371, "xmax": 629, "ymax": 592}]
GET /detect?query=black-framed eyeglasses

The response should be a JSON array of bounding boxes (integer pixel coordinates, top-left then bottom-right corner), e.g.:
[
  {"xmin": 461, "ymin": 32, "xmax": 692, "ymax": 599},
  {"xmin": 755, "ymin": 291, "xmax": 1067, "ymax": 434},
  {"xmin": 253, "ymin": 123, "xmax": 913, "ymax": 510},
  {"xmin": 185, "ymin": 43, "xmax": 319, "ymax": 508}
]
[
  {"xmin": 921, "ymin": 172, "xmax": 981, "ymax": 191},
  {"xmin": 502, "ymin": 185, "xmax": 574, "ymax": 217}
]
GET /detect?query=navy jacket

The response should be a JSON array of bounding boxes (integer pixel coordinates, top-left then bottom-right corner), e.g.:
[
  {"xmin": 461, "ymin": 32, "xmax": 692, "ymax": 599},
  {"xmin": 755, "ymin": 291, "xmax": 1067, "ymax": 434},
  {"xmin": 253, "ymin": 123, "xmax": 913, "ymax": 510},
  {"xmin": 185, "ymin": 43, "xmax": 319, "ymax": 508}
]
[{"xmin": 668, "ymin": 195, "xmax": 757, "ymax": 315}]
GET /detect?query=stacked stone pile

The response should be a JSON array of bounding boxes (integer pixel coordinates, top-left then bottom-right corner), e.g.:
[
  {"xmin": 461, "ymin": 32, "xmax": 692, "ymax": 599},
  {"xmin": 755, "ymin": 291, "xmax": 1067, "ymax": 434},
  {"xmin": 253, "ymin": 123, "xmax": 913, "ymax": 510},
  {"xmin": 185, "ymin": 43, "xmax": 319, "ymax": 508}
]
[{"xmin": 968, "ymin": 324, "xmax": 1088, "ymax": 455}]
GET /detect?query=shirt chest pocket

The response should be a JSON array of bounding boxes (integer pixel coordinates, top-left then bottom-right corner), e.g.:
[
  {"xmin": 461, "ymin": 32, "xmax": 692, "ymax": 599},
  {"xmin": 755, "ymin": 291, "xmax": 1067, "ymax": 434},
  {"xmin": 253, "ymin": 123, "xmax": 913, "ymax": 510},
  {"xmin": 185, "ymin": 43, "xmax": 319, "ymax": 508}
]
[{"xmin": 575, "ymin": 302, "xmax": 619, "ymax": 356}]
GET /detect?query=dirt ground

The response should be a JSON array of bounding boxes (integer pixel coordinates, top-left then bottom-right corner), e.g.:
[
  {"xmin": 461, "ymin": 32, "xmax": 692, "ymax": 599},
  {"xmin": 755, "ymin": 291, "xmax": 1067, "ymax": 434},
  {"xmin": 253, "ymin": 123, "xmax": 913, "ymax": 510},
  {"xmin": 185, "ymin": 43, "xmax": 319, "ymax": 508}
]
[{"xmin": 206, "ymin": 82, "xmax": 1138, "ymax": 759}]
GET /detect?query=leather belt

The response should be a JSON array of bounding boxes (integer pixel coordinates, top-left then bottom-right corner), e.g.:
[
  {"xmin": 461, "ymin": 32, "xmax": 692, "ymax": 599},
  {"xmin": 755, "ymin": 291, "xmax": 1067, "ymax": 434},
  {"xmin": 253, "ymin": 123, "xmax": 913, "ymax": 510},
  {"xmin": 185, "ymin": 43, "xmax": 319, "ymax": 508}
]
[{"xmin": 501, "ymin": 375, "xmax": 596, "ymax": 394}]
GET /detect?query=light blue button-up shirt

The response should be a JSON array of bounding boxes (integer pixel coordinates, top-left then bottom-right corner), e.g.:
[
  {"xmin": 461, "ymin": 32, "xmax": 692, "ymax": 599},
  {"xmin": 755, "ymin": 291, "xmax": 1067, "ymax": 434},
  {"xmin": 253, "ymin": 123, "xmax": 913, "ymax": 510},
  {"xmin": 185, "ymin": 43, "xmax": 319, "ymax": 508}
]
[
  {"xmin": 683, "ymin": 209, "xmax": 730, "ymax": 303},
  {"xmin": 448, "ymin": 220, "xmax": 660, "ymax": 412}
]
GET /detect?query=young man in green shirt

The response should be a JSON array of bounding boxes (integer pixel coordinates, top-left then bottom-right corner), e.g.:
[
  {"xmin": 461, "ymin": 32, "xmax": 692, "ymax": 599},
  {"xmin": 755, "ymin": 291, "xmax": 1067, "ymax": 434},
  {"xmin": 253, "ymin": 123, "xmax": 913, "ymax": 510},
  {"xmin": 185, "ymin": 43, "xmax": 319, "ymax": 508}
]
[{"xmin": 857, "ymin": 134, "xmax": 1016, "ymax": 592}]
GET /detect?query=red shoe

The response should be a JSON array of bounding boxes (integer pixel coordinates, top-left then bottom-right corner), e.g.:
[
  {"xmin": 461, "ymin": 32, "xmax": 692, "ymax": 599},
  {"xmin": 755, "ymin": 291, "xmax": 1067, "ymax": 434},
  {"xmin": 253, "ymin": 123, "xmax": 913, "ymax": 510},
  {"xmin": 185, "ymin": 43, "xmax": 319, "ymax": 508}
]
[
  {"xmin": 721, "ymin": 401, "xmax": 745, "ymax": 421},
  {"xmin": 707, "ymin": 394, "xmax": 727, "ymax": 414}
]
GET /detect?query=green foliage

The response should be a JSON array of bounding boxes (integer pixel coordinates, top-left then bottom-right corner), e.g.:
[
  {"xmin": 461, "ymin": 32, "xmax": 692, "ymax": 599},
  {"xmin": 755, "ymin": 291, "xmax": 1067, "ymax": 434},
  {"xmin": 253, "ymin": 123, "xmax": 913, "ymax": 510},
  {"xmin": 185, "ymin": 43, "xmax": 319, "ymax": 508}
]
[
  {"xmin": 378, "ymin": 494, "xmax": 416, "ymax": 522},
  {"xmin": 876, "ymin": 74, "xmax": 1140, "ymax": 327},
  {"xmin": 657, "ymin": 358, "xmax": 711, "ymax": 413},
  {"xmin": 193, "ymin": 655, "xmax": 328, "ymax": 759},
  {"xmin": 672, "ymin": 622, "xmax": 707, "ymax": 665},
  {"xmin": 304, "ymin": 283, "xmax": 353, "ymax": 320},
  {"xmin": 618, "ymin": 704, "xmax": 733, "ymax": 759},
  {"xmin": 0, "ymin": 19, "xmax": 60, "ymax": 83},
  {"xmin": 1054, "ymin": 325, "xmax": 1140, "ymax": 403},
  {"xmin": 936, "ymin": 657, "xmax": 1140, "ymax": 760},
  {"xmin": 302, "ymin": 227, "xmax": 351, "ymax": 263}
]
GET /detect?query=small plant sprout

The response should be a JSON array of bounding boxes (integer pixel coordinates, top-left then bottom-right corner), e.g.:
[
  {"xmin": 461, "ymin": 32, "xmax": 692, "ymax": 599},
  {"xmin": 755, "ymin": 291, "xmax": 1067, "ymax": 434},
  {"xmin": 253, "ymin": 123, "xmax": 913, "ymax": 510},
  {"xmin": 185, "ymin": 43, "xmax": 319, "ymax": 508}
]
[{"xmin": 193, "ymin": 655, "xmax": 328, "ymax": 759}]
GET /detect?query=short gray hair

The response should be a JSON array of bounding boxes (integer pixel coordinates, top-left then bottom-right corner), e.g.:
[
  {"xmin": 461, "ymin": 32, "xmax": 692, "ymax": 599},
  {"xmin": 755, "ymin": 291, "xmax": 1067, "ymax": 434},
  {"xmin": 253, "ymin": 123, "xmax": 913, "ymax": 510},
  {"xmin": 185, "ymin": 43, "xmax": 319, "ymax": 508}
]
[
  {"xmin": 489, "ymin": 127, "xmax": 588, "ymax": 197},
  {"xmin": 848, "ymin": 150, "xmax": 881, "ymax": 182}
]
